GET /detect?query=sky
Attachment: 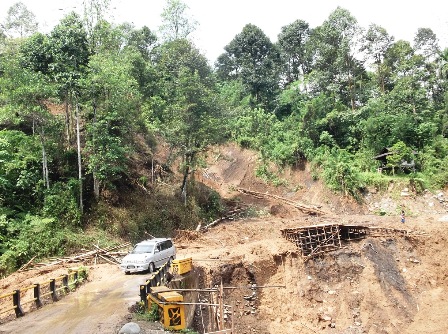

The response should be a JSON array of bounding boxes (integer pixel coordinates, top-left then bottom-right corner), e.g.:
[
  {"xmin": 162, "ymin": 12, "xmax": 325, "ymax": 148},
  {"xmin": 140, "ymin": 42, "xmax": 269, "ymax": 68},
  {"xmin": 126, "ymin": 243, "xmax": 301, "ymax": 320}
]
[{"xmin": 1, "ymin": 0, "xmax": 448, "ymax": 64}]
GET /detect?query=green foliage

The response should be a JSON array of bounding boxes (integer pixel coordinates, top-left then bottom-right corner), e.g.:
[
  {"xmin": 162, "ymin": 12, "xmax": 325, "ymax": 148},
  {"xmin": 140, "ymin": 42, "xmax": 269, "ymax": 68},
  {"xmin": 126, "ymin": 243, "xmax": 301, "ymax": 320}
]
[
  {"xmin": 386, "ymin": 141, "xmax": 414, "ymax": 174},
  {"xmin": 188, "ymin": 182, "xmax": 224, "ymax": 221},
  {"xmin": 417, "ymin": 137, "xmax": 448, "ymax": 188},
  {"xmin": 148, "ymin": 302, "xmax": 160, "ymax": 321},
  {"xmin": 313, "ymin": 147, "xmax": 364, "ymax": 201},
  {"xmin": 49, "ymin": 12, "xmax": 89, "ymax": 92},
  {"xmin": 134, "ymin": 301, "xmax": 160, "ymax": 321},
  {"xmin": 42, "ymin": 180, "xmax": 81, "ymax": 227},
  {"xmin": 359, "ymin": 172, "xmax": 393, "ymax": 192},
  {"xmin": 255, "ymin": 164, "xmax": 287, "ymax": 187},
  {"xmin": 216, "ymin": 23, "xmax": 281, "ymax": 111},
  {"xmin": 0, "ymin": 214, "xmax": 75, "ymax": 275},
  {"xmin": 0, "ymin": 130, "xmax": 43, "ymax": 211}
]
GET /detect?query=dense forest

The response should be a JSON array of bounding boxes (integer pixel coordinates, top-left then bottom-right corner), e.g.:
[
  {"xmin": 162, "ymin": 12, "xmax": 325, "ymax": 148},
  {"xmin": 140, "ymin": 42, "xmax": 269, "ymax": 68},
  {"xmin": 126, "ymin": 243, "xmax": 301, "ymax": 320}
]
[{"xmin": 1, "ymin": 0, "xmax": 447, "ymax": 275}]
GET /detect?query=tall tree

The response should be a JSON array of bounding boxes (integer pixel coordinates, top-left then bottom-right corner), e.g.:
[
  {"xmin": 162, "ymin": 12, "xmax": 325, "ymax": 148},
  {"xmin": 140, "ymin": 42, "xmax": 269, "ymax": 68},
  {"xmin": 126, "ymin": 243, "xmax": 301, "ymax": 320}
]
[
  {"xmin": 277, "ymin": 19, "xmax": 312, "ymax": 85},
  {"xmin": 0, "ymin": 53, "xmax": 55, "ymax": 194},
  {"xmin": 159, "ymin": 0, "xmax": 197, "ymax": 42},
  {"xmin": 413, "ymin": 28, "xmax": 440, "ymax": 61},
  {"xmin": 3, "ymin": 2, "xmax": 38, "ymax": 38},
  {"xmin": 49, "ymin": 12, "xmax": 89, "ymax": 145},
  {"xmin": 307, "ymin": 7, "xmax": 367, "ymax": 110},
  {"xmin": 83, "ymin": 49, "xmax": 142, "ymax": 198},
  {"xmin": 361, "ymin": 24, "xmax": 394, "ymax": 94},
  {"xmin": 82, "ymin": 0, "xmax": 111, "ymax": 53},
  {"xmin": 216, "ymin": 24, "xmax": 281, "ymax": 111},
  {"xmin": 151, "ymin": 39, "xmax": 223, "ymax": 201}
]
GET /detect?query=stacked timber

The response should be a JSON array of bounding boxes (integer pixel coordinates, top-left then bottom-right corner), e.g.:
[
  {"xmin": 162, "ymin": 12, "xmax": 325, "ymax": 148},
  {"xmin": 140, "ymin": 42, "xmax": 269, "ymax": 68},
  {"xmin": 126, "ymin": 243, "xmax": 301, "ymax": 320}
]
[{"xmin": 19, "ymin": 242, "xmax": 131, "ymax": 271}]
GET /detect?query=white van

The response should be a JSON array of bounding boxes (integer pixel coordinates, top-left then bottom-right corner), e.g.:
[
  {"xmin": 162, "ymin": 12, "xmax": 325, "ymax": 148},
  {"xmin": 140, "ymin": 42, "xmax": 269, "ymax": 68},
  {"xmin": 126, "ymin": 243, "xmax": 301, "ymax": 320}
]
[{"xmin": 120, "ymin": 238, "xmax": 176, "ymax": 274}]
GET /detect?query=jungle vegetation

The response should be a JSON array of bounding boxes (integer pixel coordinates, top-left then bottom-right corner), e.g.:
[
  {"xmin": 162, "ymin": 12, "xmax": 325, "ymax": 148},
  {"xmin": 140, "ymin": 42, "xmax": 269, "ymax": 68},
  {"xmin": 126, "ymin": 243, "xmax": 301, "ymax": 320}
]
[{"xmin": 1, "ymin": 0, "xmax": 447, "ymax": 274}]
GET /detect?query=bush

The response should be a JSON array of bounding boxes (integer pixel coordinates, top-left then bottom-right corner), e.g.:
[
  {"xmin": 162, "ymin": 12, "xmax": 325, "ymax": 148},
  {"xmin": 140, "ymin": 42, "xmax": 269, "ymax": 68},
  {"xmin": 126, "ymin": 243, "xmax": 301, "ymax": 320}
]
[
  {"xmin": 0, "ymin": 214, "xmax": 79, "ymax": 275},
  {"xmin": 313, "ymin": 147, "xmax": 365, "ymax": 201},
  {"xmin": 42, "ymin": 180, "xmax": 81, "ymax": 227}
]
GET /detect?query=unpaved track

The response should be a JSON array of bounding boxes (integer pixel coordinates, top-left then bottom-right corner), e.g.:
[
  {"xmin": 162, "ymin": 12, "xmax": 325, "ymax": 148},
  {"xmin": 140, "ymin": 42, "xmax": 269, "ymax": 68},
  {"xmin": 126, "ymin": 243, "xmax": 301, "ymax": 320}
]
[{"xmin": 0, "ymin": 265, "xmax": 146, "ymax": 334}]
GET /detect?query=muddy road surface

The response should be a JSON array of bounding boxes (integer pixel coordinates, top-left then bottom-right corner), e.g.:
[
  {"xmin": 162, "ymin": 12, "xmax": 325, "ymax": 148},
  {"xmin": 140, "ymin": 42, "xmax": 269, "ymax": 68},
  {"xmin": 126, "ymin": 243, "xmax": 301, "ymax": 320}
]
[{"xmin": 0, "ymin": 264, "xmax": 146, "ymax": 334}]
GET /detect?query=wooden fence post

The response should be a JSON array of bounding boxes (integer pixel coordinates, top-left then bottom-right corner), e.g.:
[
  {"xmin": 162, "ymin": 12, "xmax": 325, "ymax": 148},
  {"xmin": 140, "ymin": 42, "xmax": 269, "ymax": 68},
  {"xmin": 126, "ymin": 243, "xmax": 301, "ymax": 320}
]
[
  {"xmin": 12, "ymin": 290, "xmax": 24, "ymax": 317},
  {"xmin": 140, "ymin": 285, "xmax": 147, "ymax": 308},
  {"xmin": 62, "ymin": 274, "xmax": 69, "ymax": 293},
  {"xmin": 49, "ymin": 279, "xmax": 58, "ymax": 301},
  {"xmin": 34, "ymin": 284, "xmax": 43, "ymax": 308}
]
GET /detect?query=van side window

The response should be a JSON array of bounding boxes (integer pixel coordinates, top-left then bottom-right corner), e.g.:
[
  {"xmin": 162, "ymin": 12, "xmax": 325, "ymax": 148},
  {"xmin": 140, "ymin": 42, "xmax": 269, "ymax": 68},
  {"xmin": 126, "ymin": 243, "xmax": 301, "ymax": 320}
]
[{"xmin": 165, "ymin": 240, "xmax": 173, "ymax": 249}]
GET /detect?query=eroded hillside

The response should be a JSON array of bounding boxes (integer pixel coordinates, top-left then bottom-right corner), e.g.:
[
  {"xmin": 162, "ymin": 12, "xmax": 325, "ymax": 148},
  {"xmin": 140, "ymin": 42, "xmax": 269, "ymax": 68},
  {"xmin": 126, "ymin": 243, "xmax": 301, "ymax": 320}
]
[{"xmin": 1, "ymin": 143, "xmax": 448, "ymax": 334}]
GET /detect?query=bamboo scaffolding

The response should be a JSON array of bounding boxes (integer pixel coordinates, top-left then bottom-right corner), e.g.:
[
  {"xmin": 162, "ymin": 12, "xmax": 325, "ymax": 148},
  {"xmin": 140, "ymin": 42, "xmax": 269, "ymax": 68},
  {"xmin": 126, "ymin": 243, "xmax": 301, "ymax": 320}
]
[{"xmin": 282, "ymin": 223, "xmax": 425, "ymax": 260}]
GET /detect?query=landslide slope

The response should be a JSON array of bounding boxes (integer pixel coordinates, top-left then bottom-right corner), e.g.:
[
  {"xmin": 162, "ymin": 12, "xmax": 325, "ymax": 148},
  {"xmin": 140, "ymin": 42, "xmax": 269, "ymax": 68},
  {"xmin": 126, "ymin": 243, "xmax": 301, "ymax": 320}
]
[{"xmin": 174, "ymin": 142, "xmax": 448, "ymax": 334}]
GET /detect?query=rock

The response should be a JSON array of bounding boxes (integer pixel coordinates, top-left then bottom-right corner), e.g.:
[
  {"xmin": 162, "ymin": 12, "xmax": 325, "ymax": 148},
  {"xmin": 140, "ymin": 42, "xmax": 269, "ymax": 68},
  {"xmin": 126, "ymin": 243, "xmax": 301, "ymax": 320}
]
[
  {"xmin": 118, "ymin": 322, "xmax": 141, "ymax": 334},
  {"xmin": 319, "ymin": 314, "xmax": 332, "ymax": 321},
  {"xmin": 438, "ymin": 215, "xmax": 448, "ymax": 222},
  {"xmin": 327, "ymin": 290, "xmax": 336, "ymax": 295},
  {"xmin": 329, "ymin": 322, "xmax": 336, "ymax": 328}
]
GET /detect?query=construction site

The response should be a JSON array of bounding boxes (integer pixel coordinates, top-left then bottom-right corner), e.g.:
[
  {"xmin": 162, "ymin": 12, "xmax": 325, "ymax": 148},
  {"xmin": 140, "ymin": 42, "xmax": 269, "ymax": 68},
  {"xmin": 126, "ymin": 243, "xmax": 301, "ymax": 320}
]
[{"xmin": 1, "ymin": 143, "xmax": 448, "ymax": 334}]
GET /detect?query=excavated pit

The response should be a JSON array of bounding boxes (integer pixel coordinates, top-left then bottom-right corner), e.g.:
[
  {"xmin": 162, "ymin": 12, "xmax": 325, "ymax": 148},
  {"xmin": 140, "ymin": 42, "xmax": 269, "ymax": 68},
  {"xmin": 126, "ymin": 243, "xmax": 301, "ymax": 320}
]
[{"xmin": 191, "ymin": 232, "xmax": 435, "ymax": 334}]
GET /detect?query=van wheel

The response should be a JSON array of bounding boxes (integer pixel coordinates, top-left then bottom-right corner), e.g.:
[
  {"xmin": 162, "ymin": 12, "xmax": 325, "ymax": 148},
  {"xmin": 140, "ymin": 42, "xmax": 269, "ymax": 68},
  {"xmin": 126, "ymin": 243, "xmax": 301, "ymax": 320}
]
[
  {"xmin": 168, "ymin": 256, "xmax": 174, "ymax": 265},
  {"xmin": 125, "ymin": 271, "xmax": 130, "ymax": 275},
  {"xmin": 149, "ymin": 262, "xmax": 155, "ymax": 273}
]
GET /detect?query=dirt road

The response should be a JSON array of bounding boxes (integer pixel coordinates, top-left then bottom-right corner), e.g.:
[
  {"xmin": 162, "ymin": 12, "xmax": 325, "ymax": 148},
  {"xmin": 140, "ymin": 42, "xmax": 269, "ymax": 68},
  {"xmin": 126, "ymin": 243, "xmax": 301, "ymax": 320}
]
[{"xmin": 0, "ymin": 265, "xmax": 145, "ymax": 334}]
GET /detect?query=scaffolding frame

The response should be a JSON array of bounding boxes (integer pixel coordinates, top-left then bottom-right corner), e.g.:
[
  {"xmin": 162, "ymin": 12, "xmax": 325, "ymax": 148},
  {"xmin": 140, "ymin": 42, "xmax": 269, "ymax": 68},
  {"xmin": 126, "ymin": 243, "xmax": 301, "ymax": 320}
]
[{"xmin": 281, "ymin": 224, "xmax": 370, "ymax": 259}]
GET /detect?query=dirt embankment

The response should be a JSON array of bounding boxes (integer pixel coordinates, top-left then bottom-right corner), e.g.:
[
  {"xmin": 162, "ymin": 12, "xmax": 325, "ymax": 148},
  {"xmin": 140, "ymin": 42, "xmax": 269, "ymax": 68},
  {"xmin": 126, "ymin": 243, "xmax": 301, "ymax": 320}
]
[
  {"xmin": 1, "ymin": 143, "xmax": 448, "ymax": 334},
  {"xmin": 177, "ymin": 143, "xmax": 448, "ymax": 334}
]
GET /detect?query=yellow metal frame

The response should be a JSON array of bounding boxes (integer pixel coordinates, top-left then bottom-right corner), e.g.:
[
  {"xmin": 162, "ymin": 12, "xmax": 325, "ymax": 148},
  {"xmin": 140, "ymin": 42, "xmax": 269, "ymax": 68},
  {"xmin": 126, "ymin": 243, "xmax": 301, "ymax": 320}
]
[
  {"xmin": 171, "ymin": 257, "xmax": 192, "ymax": 275},
  {"xmin": 147, "ymin": 288, "xmax": 186, "ymax": 330}
]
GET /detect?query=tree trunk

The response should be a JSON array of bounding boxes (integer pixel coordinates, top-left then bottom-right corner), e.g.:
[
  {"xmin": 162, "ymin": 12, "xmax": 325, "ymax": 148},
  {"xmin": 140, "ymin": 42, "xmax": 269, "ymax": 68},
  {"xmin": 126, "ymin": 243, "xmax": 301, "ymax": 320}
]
[
  {"xmin": 181, "ymin": 163, "xmax": 189, "ymax": 206},
  {"xmin": 42, "ymin": 141, "xmax": 49, "ymax": 190},
  {"xmin": 75, "ymin": 102, "xmax": 83, "ymax": 214},
  {"xmin": 92, "ymin": 101, "xmax": 100, "ymax": 200},
  {"xmin": 93, "ymin": 173, "xmax": 100, "ymax": 199},
  {"xmin": 65, "ymin": 92, "xmax": 71, "ymax": 145},
  {"xmin": 180, "ymin": 153, "xmax": 194, "ymax": 206},
  {"xmin": 39, "ymin": 127, "xmax": 50, "ymax": 190}
]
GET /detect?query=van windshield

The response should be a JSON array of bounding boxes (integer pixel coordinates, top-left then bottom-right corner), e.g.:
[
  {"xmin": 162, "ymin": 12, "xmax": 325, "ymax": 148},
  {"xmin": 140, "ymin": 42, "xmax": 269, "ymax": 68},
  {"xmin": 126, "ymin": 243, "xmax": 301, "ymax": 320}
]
[{"xmin": 131, "ymin": 244, "xmax": 154, "ymax": 254}]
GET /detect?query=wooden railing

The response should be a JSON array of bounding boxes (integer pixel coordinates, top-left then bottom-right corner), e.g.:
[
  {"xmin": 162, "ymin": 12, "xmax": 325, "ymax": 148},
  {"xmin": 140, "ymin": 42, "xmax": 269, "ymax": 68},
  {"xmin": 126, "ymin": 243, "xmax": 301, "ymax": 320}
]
[{"xmin": 0, "ymin": 267, "xmax": 87, "ymax": 319}]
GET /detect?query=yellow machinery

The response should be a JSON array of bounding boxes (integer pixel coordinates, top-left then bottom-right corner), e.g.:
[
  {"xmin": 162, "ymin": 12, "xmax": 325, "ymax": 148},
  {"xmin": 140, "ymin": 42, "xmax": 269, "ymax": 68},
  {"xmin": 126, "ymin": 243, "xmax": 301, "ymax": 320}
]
[
  {"xmin": 148, "ymin": 286, "xmax": 185, "ymax": 330},
  {"xmin": 144, "ymin": 257, "xmax": 193, "ymax": 330},
  {"xmin": 171, "ymin": 257, "xmax": 192, "ymax": 275}
]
